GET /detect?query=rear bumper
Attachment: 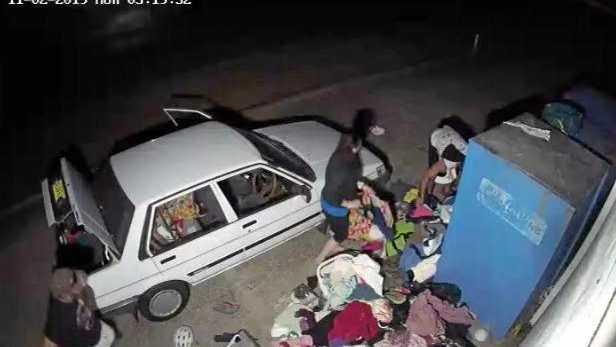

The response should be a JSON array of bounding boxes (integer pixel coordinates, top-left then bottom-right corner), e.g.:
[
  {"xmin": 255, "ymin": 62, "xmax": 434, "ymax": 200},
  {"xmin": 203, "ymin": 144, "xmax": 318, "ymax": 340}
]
[{"xmin": 100, "ymin": 296, "xmax": 139, "ymax": 317}]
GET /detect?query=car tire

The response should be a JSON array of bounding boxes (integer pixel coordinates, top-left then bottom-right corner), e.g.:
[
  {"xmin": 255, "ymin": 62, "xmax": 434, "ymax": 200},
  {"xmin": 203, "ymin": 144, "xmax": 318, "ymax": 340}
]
[{"xmin": 138, "ymin": 281, "xmax": 190, "ymax": 322}]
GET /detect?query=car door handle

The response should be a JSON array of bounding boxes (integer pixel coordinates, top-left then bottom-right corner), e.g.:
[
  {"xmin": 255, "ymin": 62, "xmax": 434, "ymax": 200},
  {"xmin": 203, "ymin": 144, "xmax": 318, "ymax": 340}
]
[
  {"xmin": 242, "ymin": 220, "xmax": 257, "ymax": 229},
  {"xmin": 160, "ymin": 255, "xmax": 176, "ymax": 264}
]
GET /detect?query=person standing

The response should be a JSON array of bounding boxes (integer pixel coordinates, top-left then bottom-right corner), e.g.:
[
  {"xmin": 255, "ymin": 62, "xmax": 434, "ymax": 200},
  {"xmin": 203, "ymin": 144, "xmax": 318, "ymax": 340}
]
[
  {"xmin": 316, "ymin": 109, "xmax": 383, "ymax": 263},
  {"xmin": 418, "ymin": 117, "xmax": 471, "ymax": 206},
  {"xmin": 43, "ymin": 268, "xmax": 115, "ymax": 347}
]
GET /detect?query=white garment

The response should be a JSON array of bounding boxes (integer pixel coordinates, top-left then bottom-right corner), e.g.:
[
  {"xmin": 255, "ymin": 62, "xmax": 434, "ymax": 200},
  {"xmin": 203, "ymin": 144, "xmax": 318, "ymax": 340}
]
[
  {"xmin": 317, "ymin": 254, "xmax": 384, "ymax": 309},
  {"xmin": 271, "ymin": 302, "xmax": 308, "ymax": 339},
  {"xmin": 412, "ymin": 254, "xmax": 441, "ymax": 283},
  {"xmin": 430, "ymin": 125, "xmax": 467, "ymax": 157},
  {"xmin": 351, "ymin": 254, "xmax": 384, "ymax": 295},
  {"xmin": 434, "ymin": 165, "xmax": 456, "ymax": 184},
  {"xmin": 93, "ymin": 321, "xmax": 115, "ymax": 347}
]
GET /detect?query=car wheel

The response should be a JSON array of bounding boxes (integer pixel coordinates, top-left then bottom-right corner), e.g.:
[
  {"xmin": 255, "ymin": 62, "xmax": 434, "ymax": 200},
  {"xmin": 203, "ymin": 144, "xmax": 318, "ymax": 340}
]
[{"xmin": 139, "ymin": 281, "xmax": 190, "ymax": 321}]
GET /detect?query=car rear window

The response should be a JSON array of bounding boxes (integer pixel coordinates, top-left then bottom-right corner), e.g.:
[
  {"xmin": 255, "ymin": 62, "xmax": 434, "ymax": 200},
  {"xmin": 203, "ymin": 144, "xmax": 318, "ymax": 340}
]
[{"xmin": 92, "ymin": 162, "xmax": 134, "ymax": 255}]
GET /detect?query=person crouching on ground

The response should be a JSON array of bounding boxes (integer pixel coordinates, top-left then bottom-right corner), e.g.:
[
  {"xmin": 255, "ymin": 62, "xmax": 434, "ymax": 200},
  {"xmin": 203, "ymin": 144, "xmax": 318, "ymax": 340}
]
[
  {"xmin": 43, "ymin": 268, "xmax": 116, "ymax": 347},
  {"xmin": 418, "ymin": 117, "xmax": 471, "ymax": 206}
]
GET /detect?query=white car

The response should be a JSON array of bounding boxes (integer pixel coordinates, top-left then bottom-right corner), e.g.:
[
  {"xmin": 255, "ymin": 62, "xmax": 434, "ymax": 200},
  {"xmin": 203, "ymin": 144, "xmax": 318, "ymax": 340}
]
[{"xmin": 41, "ymin": 118, "xmax": 386, "ymax": 321}]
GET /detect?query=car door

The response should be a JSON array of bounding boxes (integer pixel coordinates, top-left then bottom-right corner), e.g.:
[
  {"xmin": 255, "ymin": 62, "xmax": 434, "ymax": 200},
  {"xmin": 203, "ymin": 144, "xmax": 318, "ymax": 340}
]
[
  {"xmin": 216, "ymin": 165, "xmax": 321, "ymax": 261},
  {"xmin": 145, "ymin": 182, "xmax": 246, "ymax": 284}
]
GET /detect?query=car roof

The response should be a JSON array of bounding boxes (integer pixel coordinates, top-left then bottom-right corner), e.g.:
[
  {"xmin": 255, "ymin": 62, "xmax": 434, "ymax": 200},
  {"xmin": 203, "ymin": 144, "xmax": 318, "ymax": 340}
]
[{"xmin": 110, "ymin": 121, "xmax": 263, "ymax": 205}]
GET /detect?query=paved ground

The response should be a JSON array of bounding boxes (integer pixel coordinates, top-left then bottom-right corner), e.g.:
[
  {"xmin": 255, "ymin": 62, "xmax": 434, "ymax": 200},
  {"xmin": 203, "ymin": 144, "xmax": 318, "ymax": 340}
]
[
  {"xmin": 2, "ymin": 25, "xmax": 580, "ymax": 347},
  {"xmin": 109, "ymin": 54, "xmax": 573, "ymax": 347}
]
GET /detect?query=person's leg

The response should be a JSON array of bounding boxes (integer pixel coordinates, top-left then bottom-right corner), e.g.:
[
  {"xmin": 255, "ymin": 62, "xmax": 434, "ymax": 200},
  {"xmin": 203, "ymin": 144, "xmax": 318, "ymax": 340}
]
[
  {"xmin": 315, "ymin": 237, "xmax": 345, "ymax": 265},
  {"xmin": 316, "ymin": 216, "xmax": 348, "ymax": 264},
  {"xmin": 425, "ymin": 143, "xmax": 440, "ymax": 198},
  {"xmin": 93, "ymin": 321, "xmax": 116, "ymax": 347}
]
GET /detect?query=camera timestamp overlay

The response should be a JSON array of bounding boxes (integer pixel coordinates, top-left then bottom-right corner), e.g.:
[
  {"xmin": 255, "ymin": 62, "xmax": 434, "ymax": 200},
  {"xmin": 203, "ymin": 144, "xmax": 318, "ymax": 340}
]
[{"xmin": 8, "ymin": 0, "xmax": 192, "ymax": 6}]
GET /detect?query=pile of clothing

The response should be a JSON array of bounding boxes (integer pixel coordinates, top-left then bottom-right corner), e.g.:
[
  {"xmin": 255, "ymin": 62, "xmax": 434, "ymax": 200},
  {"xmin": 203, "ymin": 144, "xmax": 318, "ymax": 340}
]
[
  {"xmin": 272, "ymin": 187, "xmax": 477, "ymax": 347},
  {"xmin": 271, "ymin": 254, "xmax": 476, "ymax": 347},
  {"xmin": 338, "ymin": 187, "xmax": 395, "ymax": 258}
]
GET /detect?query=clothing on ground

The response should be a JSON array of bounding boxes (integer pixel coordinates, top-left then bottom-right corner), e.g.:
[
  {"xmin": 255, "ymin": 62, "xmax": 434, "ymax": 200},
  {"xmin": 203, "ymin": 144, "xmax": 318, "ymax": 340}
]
[
  {"xmin": 374, "ymin": 330, "xmax": 428, "ymax": 347},
  {"xmin": 406, "ymin": 290, "xmax": 475, "ymax": 337},
  {"xmin": 271, "ymin": 302, "xmax": 310, "ymax": 339},
  {"xmin": 328, "ymin": 301, "xmax": 379, "ymax": 346},
  {"xmin": 304, "ymin": 310, "xmax": 340, "ymax": 346},
  {"xmin": 367, "ymin": 298, "xmax": 393, "ymax": 324},
  {"xmin": 317, "ymin": 253, "xmax": 383, "ymax": 309}
]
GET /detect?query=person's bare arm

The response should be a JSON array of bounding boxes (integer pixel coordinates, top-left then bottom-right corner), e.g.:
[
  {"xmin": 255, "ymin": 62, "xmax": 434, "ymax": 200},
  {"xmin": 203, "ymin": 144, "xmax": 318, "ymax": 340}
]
[
  {"xmin": 418, "ymin": 159, "xmax": 447, "ymax": 205},
  {"xmin": 81, "ymin": 285, "xmax": 99, "ymax": 311},
  {"xmin": 341, "ymin": 199, "xmax": 362, "ymax": 209}
]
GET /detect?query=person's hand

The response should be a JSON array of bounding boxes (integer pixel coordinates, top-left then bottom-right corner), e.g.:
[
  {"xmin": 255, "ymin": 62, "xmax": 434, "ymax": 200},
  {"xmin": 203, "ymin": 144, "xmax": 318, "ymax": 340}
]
[
  {"xmin": 341, "ymin": 199, "xmax": 362, "ymax": 209},
  {"xmin": 75, "ymin": 270, "xmax": 88, "ymax": 287},
  {"xmin": 360, "ymin": 183, "xmax": 375, "ymax": 196}
]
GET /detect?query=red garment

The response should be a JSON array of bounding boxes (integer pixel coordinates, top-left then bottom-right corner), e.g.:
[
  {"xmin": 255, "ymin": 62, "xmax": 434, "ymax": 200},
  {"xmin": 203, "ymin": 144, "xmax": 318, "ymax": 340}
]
[{"xmin": 328, "ymin": 301, "xmax": 379, "ymax": 346}]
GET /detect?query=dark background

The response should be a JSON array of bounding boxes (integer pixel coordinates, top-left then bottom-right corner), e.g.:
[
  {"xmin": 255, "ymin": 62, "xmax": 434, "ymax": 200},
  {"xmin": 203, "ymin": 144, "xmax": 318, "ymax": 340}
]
[{"xmin": 3, "ymin": 0, "xmax": 616, "ymax": 209}]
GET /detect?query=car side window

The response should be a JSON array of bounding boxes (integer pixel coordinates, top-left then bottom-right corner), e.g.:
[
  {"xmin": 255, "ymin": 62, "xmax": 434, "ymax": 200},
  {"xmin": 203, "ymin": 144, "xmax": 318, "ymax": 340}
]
[
  {"xmin": 149, "ymin": 185, "xmax": 227, "ymax": 255},
  {"xmin": 218, "ymin": 168, "xmax": 300, "ymax": 218}
]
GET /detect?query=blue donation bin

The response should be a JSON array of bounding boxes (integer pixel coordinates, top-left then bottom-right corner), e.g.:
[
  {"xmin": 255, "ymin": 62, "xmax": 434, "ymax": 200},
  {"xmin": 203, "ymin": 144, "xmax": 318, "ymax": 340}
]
[{"xmin": 436, "ymin": 113, "xmax": 613, "ymax": 339}]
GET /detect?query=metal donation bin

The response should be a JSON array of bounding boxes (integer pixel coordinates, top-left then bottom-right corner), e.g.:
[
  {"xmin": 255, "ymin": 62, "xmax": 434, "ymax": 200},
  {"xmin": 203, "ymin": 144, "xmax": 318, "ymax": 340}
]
[{"xmin": 436, "ymin": 113, "xmax": 613, "ymax": 339}]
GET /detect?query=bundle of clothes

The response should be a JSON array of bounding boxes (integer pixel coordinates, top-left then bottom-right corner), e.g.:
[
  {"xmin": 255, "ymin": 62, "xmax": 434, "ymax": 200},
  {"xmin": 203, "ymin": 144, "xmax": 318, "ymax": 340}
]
[
  {"xmin": 272, "ymin": 188, "xmax": 478, "ymax": 347},
  {"xmin": 271, "ymin": 253, "xmax": 476, "ymax": 347}
]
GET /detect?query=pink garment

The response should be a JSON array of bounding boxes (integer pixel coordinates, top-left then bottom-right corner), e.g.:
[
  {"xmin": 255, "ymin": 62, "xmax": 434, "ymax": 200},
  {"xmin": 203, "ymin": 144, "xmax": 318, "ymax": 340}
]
[
  {"xmin": 362, "ymin": 240, "xmax": 384, "ymax": 252},
  {"xmin": 411, "ymin": 205, "xmax": 433, "ymax": 219},
  {"xmin": 374, "ymin": 330, "xmax": 428, "ymax": 347},
  {"xmin": 406, "ymin": 290, "xmax": 475, "ymax": 337},
  {"xmin": 406, "ymin": 292, "xmax": 445, "ymax": 336},
  {"xmin": 328, "ymin": 301, "xmax": 379, "ymax": 346},
  {"xmin": 273, "ymin": 335, "xmax": 314, "ymax": 347}
]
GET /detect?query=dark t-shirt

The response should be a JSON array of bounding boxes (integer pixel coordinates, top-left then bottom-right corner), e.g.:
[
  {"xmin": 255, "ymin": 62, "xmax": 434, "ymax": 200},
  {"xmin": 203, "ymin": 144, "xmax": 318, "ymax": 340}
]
[
  {"xmin": 322, "ymin": 148, "xmax": 362, "ymax": 205},
  {"xmin": 45, "ymin": 297, "xmax": 101, "ymax": 347}
]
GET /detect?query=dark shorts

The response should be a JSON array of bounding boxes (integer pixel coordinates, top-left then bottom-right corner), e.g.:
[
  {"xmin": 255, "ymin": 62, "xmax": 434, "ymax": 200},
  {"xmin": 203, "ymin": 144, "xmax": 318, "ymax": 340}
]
[
  {"xmin": 325, "ymin": 213, "xmax": 349, "ymax": 243},
  {"xmin": 428, "ymin": 143, "xmax": 439, "ymax": 167}
]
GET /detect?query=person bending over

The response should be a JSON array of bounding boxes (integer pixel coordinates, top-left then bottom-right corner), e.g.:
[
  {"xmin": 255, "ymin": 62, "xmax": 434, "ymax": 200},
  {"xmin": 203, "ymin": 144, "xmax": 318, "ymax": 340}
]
[{"xmin": 418, "ymin": 118, "xmax": 469, "ymax": 206}]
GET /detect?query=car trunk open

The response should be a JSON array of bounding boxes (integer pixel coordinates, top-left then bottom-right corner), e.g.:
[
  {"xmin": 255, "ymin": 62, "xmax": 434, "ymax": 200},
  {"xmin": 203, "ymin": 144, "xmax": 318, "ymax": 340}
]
[{"xmin": 42, "ymin": 158, "xmax": 131, "ymax": 272}]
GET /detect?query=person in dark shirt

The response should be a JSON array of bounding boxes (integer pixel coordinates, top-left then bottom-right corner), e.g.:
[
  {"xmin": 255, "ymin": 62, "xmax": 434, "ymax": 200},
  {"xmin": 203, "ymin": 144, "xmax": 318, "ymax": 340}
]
[
  {"xmin": 43, "ymin": 268, "xmax": 115, "ymax": 347},
  {"xmin": 316, "ymin": 129, "xmax": 366, "ymax": 263},
  {"xmin": 316, "ymin": 109, "xmax": 386, "ymax": 264}
]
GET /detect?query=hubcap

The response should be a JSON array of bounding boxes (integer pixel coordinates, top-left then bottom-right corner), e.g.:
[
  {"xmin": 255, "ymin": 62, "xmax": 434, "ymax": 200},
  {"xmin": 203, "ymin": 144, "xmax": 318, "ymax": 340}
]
[{"xmin": 149, "ymin": 289, "xmax": 183, "ymax": 318}]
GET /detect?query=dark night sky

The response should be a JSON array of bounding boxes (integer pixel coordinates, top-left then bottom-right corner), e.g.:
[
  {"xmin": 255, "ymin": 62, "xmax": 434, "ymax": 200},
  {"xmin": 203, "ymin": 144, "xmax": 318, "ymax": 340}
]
[
  {"xmin": 3, "ymin": 0, "xmax": 616, "ymax": 208},
  {"xmin": 5, "ymin": 0, "xmax": 616, "ymax": 124}
]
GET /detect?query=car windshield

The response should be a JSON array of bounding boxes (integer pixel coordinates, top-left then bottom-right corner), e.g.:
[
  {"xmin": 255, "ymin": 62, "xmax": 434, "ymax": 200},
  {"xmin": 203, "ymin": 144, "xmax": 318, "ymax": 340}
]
[
  {"xmin": 237, "ymin": 128, "xmax": 316, "ymax": 182},
  {"xmin": 92, "ymin": 162, "xmax": 134, "ymax": 255}
]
